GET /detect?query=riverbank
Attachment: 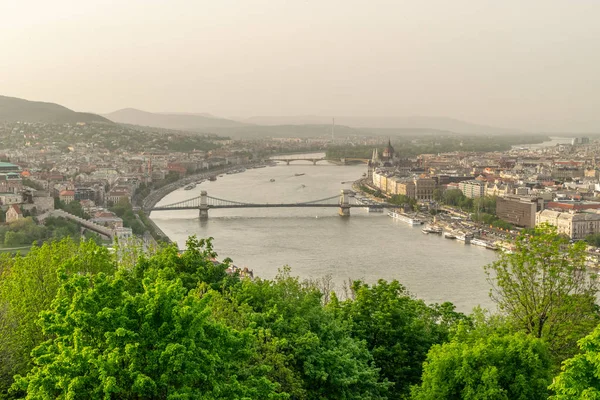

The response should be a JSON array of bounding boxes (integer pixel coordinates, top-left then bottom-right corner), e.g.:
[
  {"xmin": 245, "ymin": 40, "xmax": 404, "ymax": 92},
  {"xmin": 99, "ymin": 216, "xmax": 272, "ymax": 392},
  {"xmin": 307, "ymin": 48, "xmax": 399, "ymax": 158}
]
[{"xmin": 140, "ymin": 163, "xmax": 269, "ymax": 242}]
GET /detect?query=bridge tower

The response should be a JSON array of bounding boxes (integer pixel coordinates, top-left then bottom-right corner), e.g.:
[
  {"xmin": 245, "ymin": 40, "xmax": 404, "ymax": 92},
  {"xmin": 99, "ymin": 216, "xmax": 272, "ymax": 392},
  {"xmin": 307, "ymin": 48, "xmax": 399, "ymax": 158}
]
[
  {"xmin": 339, "ymin": 189, "xmax": 351, "ymax": 217},
  {"xmin": 199, "ymin": 190, "xmax": 209, "ymax": 220}
]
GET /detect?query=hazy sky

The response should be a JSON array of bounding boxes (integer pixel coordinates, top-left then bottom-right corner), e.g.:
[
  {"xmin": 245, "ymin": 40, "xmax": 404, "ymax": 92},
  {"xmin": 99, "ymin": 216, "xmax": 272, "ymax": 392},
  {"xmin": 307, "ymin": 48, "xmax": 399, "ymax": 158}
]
[{"xmin": 2, "ymin": 0, "xmax": 599, "ymax": 131}]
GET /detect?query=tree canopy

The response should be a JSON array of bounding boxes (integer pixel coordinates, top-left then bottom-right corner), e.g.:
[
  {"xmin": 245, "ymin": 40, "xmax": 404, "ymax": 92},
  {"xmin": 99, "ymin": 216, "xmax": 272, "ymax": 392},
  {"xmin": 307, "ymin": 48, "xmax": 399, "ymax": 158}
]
[
  {"xmin": 412, "ymin": 330, "xmax": 552, "ymax": 400},
  {"xmin": 485, "ymin": 224, "xmax": 599, "ymax": 362}
]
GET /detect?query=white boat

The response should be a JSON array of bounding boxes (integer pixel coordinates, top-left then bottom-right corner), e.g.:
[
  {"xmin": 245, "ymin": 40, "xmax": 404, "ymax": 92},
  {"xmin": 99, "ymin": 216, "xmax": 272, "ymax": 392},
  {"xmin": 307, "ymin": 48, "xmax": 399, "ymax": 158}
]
[
  {"xmin": 388, "ymin": 211, "xmax": 424, "ymax": 225},
  {"xmin": 444, "ymin": 232, "xmax": 457, "ymax": 239},
  {"xmin": 456, "ymin": 233, "xmax": 474, "ymax": 242},
  {"xmin": 422, "ymin": 226, "xmax": 443, "ymax": 234},
  {"xmin": 470, "ymin": 238, "xmax": 488, "ymax": 248}
]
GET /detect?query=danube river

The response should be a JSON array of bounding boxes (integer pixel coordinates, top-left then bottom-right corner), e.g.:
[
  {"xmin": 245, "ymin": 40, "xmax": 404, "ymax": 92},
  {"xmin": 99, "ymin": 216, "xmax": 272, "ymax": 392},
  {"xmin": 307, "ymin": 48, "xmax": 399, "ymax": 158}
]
[{"xmin": 151, "ymin": 159, "xmax": 498, "ymax": 312}]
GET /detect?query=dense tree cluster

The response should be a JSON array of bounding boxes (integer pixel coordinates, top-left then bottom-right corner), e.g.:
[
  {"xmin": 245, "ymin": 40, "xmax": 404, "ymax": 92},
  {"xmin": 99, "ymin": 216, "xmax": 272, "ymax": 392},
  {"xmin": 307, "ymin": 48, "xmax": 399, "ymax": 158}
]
[
  {"xmin": 1, "ymin": 226, "xmax": 600, "ymax": 399},
  {"xmin": 0, "ymin": 217, "xmax": 98, "ymax": 247}
]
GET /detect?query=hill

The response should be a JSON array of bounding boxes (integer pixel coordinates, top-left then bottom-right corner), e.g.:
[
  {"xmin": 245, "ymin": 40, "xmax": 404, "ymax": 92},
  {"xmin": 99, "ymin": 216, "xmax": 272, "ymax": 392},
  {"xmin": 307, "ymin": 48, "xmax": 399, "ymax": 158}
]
[
  {"xmin": 104, "ymin": 108, "xmax": 248, "ymax": 131},
  {"xmin": 0, "ymin": 95, "xmax": 111, "ymax": 124},
  {"xmin": 241, "ymin": 115, "xmax": 520, "ymax": 135}
]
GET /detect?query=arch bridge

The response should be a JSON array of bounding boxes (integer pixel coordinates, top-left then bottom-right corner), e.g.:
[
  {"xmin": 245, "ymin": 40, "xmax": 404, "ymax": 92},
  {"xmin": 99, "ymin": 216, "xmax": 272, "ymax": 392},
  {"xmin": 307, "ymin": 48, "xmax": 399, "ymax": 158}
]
[
  {"xmin": 270, "ymin": 157, "xmax": 328, "ymax": 165},
  {"xmin": 149, "ymin": 190, "xmax": 387, "ymax": 219}
]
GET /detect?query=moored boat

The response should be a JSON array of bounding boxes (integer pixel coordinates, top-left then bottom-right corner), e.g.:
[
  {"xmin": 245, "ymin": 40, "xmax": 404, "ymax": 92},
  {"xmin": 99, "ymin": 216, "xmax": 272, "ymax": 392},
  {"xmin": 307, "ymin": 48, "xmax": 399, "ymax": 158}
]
[{"xmin": 388, "ymin": 210, "xmax": 424, "ymax": 225}]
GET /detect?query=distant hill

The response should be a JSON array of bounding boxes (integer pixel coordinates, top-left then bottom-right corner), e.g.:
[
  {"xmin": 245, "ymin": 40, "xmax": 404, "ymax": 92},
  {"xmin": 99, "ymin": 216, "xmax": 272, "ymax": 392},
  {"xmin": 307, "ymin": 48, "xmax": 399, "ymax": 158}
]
[
  {"xmin": 104, "ymin": 108, "xmax": 248, "ymax": 131},
  {"xmin": 241, "ymin": 115, "xmax": 521, "ymax": 135},
  {"xmin": 0, "ymin": 95, "xmax": 111, "ymax": 124}
]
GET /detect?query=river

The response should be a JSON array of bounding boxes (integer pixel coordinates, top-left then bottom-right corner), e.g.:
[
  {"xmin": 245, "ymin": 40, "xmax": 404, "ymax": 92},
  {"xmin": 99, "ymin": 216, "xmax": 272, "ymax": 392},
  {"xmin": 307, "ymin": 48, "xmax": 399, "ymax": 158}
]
[
  {"xmin": 150, "ymin": 157, "xmax": 498, "ymax": 312},
  {"xmin": 511, "ymin": 136, "xmax": 573, "ymax": 149}
]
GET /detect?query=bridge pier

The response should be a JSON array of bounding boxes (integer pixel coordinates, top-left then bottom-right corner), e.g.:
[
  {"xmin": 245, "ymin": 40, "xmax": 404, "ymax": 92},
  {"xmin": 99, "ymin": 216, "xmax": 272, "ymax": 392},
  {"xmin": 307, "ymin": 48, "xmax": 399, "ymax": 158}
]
[
  {"xmin": 312, "ymin": 159, "xmax": 317, "ymax": 165},
  {"xmin": 286, "ymin": 160, "xmax": 291, "ymax": 165},
  {"xmin": 199, "ymin": 190, "xmax": 209, "ymax": 220},
  {"xmin": 339, "ymin": 189, "xmax": 351, "ymax": 217}
]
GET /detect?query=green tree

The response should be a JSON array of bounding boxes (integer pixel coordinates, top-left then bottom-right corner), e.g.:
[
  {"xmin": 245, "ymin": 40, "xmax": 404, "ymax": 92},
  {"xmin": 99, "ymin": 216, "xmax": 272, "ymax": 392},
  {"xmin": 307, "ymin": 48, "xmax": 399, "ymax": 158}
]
[
  {"xmin": 226, "ymin": 268, "xmax": 389, "ymax": 399},
  {"xmin": 443, "ymin": 189, "xmax": 465, "ymax": 207},
  {"xmin": 484, "ymin": 224, "xmax": 599, "ymax": 362},
  {"xmin": 336, "ymin": 280, "xmax": 463, "ymax": 399},
  {"xmin": 550, "ymin": 324, "xmax": 600, "ymax": 398},
  {"xmin": 412, "ymin": 331, "xmax": 552, "ymax": 400},
  {"xmin": 0, "ymin": 239, "xmax": 116, "ymax": 397},
  {"xmin": 12, "ymin": 272, "xmax": 280, "ymax": 399}
]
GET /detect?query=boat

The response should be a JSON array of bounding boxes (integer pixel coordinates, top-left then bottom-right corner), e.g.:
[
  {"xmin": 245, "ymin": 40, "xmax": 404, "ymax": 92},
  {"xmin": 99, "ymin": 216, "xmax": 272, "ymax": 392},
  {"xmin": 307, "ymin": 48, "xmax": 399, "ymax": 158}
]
[
  {"xmin": 470, "ymin": 238, "xmax": 488, "ymax": 248},
  {"xmin": 388, "ymin": 210, "xmax": 424, "ymax": 225},
  {"xmin": 184, "ymin": 183, "xmax": 196, "ymax": 190},
  {"xmin": 255, "ymin": 165, "xmax": 267, "ymax": 168},
  {"xmin": 486, "ymin": 243, "xmax": 499, "ymax": 251},
  {"xmin": 422, "ymin": 226, "xmax": 443, "ymax": 234},
  {"xmin": 208, "ymin": 176, "xmax": 217, "ymax": 181},
  {"xmin": 301, "ymin": 184, "xmax": 306, "ymax": 188},
  {"xmin": 270, "ymin": 178, "xmax": 275, "ymax": 182},
  {"xmin": 294, "ymin": 173, "xmax": 305, "ymax": 177},
  {"xmin": 456, "ymin": 233, "xmax": 474, "ymax": 243},
  {"xmin": 444, "ymin": 232, "xmax": 457, "ymax": 239}
]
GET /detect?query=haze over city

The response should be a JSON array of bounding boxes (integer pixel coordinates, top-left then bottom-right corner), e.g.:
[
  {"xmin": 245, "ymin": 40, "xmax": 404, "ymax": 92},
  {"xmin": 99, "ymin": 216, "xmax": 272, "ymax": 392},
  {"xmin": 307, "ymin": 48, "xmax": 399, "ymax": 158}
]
[{"xmin": 2, "ymin": 0, "xmax": 600, "ymax": 132}]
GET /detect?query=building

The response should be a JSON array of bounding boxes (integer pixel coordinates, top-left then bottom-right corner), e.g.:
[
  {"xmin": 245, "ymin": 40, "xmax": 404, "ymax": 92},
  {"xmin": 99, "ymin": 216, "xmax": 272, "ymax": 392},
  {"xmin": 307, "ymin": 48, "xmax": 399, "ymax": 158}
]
[
  {"xmin": 536, "ymin": 209, "xmax": 600, "ymax": 239},
  {"xmin": 458, "ymin": 180, "xmax": 486, "ymax": 199},
  {"xmin": 0, "ymin": 173, "xmax": 23, "ymax": 194},
  {"xmin": 0, "ymin": 162, "xmax": 21, "ymax": 173},
  {"xmin": 414, "ymin": 177, "xmax": 436, "ymax": 201},
  {"xmin": 496, "ymin": 195, "xmax": 538, "ymax": 228},
  {"xmin": 0, "ymin": 193, "xmax": 22, "ymax": 205},
  {"xmin": 396, "ymin": 179, "xmax": 416, "ymax": 198},
  {"xmin": 59, "ymin": 190, "xmax": 75, "ymax": 204},
  {"xmin": 571, "ymin": 137, "xmax": 590, "ymax": 146},
  {"xmin": 107, "ymin": 187, "xmax": 131, "ymax": 205},
  {"xmin": 545, "ymin": 200, "xmax": 600, "ymax": 212},
  {"xmin": 91, "ymin": 211, "xmax": 124, "ymax": 230},
  {"xmin": 5, "ymin": 204, "xmax": 23, "ymax": 223}
]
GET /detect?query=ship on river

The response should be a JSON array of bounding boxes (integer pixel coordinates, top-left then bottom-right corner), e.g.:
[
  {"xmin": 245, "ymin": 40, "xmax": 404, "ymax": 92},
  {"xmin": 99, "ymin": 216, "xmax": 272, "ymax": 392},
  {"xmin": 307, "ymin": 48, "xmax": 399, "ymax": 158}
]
[{"xmin": 388, "ymin": 210, "xmax": 424, "ymax": 225}]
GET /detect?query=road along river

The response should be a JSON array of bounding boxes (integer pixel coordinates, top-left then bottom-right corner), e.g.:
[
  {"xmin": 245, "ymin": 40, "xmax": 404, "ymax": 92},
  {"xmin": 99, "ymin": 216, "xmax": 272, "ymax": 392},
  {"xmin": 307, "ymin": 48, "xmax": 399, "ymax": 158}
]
[{"xmin": 150, "ymin": 160, "xmax": 498, "ymax": 312}]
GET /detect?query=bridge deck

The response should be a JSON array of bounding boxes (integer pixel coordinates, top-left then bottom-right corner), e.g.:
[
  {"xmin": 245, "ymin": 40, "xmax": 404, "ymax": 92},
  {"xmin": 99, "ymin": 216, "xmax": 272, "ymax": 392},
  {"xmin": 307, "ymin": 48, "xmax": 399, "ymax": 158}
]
[{"xmin": 151, "ymin": 203, "xmax": 387, "ymax": 211}]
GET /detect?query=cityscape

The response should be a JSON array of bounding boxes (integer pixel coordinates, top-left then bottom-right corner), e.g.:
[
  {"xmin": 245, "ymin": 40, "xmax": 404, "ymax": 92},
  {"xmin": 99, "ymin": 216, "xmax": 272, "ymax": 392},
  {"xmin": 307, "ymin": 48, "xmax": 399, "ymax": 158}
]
[{"xmin": 2, "ymin": 1, "xmax": 600, "ymax": 399}]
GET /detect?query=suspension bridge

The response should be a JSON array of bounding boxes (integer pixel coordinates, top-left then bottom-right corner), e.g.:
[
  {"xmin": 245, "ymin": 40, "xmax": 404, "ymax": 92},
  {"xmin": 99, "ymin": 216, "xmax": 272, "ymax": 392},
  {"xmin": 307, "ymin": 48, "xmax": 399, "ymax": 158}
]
[{"xmin": 148, "ymin": 190, "xmax": 388, "ymax": 219}]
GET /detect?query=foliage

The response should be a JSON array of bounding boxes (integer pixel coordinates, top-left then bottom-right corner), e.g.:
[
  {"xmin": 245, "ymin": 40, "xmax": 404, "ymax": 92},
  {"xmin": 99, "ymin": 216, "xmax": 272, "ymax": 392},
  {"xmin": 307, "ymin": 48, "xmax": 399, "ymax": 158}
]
[
  {"xmin": 21, "ymin": 179, "xmax": 43, "ymax": 191},
  {"xmin": 0, "ymin": 217, "xmax": 84, "ymax": 247},
  {"xmin": 223, "ymin": 268, "xmax": 389, "ymax": 399},
  {"xmin": 442, "ymin": 189, "xmax": 473, "ymax": 210},
  {"xmin": 55, "ymin": 199, "xmax": 89, "ymax": 219},
  {"xmin": 389, "ymin": 194, "xmax": 417, "ymax": 209},
  {"xmin": 360, "ymin": 185, "xmax": 385, "ymax": 199},
  {"xmin": 585, "ymin": 233, "xmax": 600, "ymax": 247},
  {"xmin": 109, "ymin": 198, "xmax": 145, "ymax": 235},
  {"xmin": 334, "ymin": 280, "xmax": 465, "ymax": 399},
  {"xmin": 471, "ymin": 212, "xmax": 513, "ymax": 230},
  {"xmin": 0, "ymin": 239, "xmax": 115, "ymax": 397},
  {"xmin": 12, "ymin": 264, "xmax": 279, "ymax": 399},
  {"xmin": 484, "ymin": 224, "xmax": 599, "ymax": 362},
  {"xmin": 412, "ymin": 331, "xmax": 552, "ymax": 400},
  {"xmin": 550, "ymin": 324, "xmax": 600, "ymax": 398}
]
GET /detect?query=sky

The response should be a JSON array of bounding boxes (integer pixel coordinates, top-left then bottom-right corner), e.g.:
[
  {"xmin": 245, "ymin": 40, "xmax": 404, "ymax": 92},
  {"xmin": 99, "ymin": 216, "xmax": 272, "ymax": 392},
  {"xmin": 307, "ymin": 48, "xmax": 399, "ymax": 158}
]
[{"xmin": 1, "ymin": 0, "xmax": 599, "ymax": 132}]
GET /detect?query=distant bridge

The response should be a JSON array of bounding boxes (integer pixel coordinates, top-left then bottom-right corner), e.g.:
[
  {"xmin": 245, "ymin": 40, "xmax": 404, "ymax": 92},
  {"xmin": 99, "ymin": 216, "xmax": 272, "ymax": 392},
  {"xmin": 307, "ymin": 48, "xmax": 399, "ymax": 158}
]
[
  {"xmin": 270, "ymin": 157, "xmax": 328, "ymax": 165},
  {"xmin": 270, "ymin": 157, "xmax": 370, "ymax": 165},
  {"xmin": 149, "ymin": 190, "xmax": 388, "ymax": 219}
]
